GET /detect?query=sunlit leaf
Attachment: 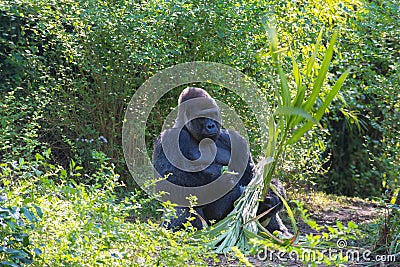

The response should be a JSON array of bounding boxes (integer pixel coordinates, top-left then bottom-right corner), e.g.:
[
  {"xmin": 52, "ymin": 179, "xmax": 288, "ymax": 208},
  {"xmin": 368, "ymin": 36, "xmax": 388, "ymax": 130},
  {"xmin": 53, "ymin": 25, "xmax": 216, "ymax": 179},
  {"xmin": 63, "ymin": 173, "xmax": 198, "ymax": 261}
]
[
  {"xmin": 303, "ymin": 31, "xmax": 338, "ymax": 112},
  {"xmin": 305, "ymin": 29, "xmax": 323, "ymax": 77},
  {"xmin": 273, "ymin": 106, "xmax": 316, "ymax": 124}
]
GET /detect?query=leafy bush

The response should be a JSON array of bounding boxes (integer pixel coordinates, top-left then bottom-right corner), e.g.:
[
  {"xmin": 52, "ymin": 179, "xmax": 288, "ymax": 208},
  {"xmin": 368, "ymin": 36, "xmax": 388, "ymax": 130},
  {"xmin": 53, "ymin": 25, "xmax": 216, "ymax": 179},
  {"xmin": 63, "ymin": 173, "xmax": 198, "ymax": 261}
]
[
  {"xmin": 322, "ymin": 0, "xmax": 400, "ymax": 197},
  {"xmin": 0, "ymin": 198, "xmax": 42, "ymax": 266},
  {"xmin": 0, "ymin": 153, "xmax": 215, "ymax": 266},
  {"xmin": 373, "ymin": 191, "xmax": 400, "ymax": 256}
]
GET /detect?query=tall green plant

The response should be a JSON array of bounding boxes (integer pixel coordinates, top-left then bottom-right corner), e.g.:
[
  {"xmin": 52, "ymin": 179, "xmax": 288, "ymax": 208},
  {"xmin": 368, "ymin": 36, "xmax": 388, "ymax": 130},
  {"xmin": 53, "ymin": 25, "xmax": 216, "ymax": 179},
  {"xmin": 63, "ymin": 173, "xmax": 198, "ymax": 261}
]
[{"xmin": 202, "ymin": 27, "xmax": 350, "ymax": 253}]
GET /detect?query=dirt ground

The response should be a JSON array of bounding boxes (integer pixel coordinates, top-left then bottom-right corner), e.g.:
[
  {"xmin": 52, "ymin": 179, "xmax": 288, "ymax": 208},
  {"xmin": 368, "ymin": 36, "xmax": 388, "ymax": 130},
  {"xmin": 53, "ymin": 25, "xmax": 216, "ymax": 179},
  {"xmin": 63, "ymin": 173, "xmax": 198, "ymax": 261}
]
[{"xmin": 211, "ymin": 192, "xmax": 399, "ymax": 267}]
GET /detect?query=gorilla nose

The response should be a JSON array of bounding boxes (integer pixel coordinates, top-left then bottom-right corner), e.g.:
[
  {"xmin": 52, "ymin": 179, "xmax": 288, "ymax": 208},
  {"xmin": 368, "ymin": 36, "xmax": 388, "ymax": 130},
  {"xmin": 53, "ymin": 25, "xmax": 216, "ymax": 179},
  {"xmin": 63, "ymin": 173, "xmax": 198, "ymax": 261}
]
[{"xmin": 206, "ymin": 122, "xmax": 218, "ymax": 135}]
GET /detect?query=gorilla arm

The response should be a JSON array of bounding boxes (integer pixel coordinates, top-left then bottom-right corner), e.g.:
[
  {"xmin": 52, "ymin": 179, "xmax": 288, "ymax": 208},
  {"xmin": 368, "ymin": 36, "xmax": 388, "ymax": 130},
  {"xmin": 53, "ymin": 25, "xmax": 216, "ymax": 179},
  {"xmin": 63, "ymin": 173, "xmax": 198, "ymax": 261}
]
[
  {"xmin": 153, "ymin": 128, "xmax": 209, "ymax": 229},
  {"xmin": 200, "ymin": 129, "xmax": 255, "ymax": 221},
  {"xmin": 153, "ymin": 127, "xmax": 224, "ymax": 186},
  {"xmin": 216, "ymin": 129, "xmax": 254, "ymax": 187}
]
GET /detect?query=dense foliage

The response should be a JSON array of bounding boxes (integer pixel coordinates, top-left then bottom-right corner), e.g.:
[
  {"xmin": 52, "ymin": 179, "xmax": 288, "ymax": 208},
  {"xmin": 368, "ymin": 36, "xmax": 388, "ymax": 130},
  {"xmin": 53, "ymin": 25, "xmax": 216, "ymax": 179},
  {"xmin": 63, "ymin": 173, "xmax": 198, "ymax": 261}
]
[
  {"xmin": 1, "ymin": 153, "xmax": 215, "ymax": 266},
  {"xmin": 0, "ymin": 0, "xmax": 399, "ymax": 265},
  {"xmin": 1, "ymin": 0, "xmax": 398, "ymax": 196}
]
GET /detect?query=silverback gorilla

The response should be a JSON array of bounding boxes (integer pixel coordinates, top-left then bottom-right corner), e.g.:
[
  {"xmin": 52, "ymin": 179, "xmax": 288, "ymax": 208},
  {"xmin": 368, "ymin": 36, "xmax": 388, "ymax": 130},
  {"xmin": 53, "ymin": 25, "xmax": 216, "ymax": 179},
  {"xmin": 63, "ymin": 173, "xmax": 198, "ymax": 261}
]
[{"xmin": 153, "ymin": 87, "xmax": 289, "ymax": 235}]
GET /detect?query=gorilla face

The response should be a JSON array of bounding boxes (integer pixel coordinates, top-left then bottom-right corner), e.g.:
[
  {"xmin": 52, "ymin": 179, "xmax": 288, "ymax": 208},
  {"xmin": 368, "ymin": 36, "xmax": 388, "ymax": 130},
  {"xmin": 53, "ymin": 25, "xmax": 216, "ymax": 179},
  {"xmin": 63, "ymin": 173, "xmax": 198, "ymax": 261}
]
[
  {"xmin": 175, "ymin": 87, "xmax": 222, "ymax": 142},
  {"xmin": 186, "ymin": 117, "xmax": 221, "ymax": 141}
]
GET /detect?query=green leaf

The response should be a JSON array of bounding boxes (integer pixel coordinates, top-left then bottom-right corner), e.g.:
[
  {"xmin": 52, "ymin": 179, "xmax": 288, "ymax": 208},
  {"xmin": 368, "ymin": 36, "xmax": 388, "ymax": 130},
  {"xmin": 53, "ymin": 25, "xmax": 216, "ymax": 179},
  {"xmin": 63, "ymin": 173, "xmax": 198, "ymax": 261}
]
[
  {"xmin": 289, "ymin": 83, "xmax": 307, "ymax": 128},
  {"xmin": 292, "ymin": 84, "xmax": 306, "ymax": 109},
  {"xmin": 265, "ymin": 116, "xmax": 276, "ymax": 158},
  {"xmin": 268, "ymin": 27, "xmax": 290, "ymax": 106},
  {"xmin": 0, "ymin": 261, "xmax": 20, "ymax": 267},
  {"xmin": 33, "ymin": 248, "xmax": 42, "ymax": 256},
  {"xmin": 35, "ymin": 153, "xmax": 44, "ymax": 161},
  {"xmin": 290, "ymin": 46, "xmax": 302, "ymax": 89},
  {"xmin": 287, "ymin": 121, "xmax": 314, "ymax": 144},
  {"xmin": 287, "ymin": 68, "xmax": 350, "ymax": 144},
  {"xmin": 277, "ymin": 65, "xmax": 291, "ymax": 107},
  {"xmin": 347, "ymin": 221, "xmax": 358, "ymax": 229},
  {"xmin": 75, "ymin": 166, "xmax": 83, "ymax": 171},
  {"xmin": 22, "ymin": 207, "xmax": 36, "ymax": 223},
  {"xmin": 336, "ymin": 221, "xmax": 343, "ymax": 231},
  {"xmin": 306, "ymin": 29, "xmax": 323, "ymax": 77},
  {"xmin": 69, "ymin": 159, "xmax": 75, "ymax": 170},
  {"xmin": 303, "ymin": 31, "xmax": 338, "ymax": 112},
  {"xmin": 273, "ymin": 106, "xmax": 316, "ymax": 124},
  {"xmin": 313, "ymin": 68, "xmax": 351, "ymax": 121},
  {"xmin": 33, "ymin": 204, "xmax": 43, "ymax": 218}
]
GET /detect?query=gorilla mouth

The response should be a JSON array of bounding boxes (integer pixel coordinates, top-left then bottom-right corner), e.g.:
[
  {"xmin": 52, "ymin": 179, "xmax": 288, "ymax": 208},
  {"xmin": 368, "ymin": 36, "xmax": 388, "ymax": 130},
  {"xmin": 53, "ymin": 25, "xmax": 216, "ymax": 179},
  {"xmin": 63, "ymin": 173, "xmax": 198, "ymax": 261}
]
[{"xmin": 203, "ymin": 133, "xmax": 219, "ymax": 139}]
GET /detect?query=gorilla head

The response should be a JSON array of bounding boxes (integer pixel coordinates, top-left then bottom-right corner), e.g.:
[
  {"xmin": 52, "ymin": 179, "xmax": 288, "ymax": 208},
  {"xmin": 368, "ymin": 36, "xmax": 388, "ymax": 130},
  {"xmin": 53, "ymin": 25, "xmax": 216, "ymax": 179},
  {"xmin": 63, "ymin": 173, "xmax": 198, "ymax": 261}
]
[{"xmin": 175, "ymin": 87, "xmax": 222, "ymax": 141}]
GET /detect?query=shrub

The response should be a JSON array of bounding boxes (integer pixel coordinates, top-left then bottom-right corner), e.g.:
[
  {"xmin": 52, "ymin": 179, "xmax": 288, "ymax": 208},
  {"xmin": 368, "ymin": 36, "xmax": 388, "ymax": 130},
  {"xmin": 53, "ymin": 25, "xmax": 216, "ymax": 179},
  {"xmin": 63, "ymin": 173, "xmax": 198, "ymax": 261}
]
[{"xmin": 0, "ymin": 152, "xmax": 216, "ymax": 266}]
